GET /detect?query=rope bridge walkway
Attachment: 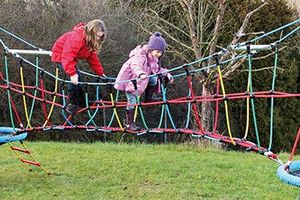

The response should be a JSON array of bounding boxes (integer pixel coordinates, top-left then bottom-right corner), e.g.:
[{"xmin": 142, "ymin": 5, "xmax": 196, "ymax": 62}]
[{"xmin": 0, "ymin": 19, "xmax": 300, "ymax": 185}]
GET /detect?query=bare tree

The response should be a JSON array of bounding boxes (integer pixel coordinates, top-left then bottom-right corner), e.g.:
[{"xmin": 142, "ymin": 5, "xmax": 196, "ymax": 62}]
[{"xmin": 112, "ymin": 0, "xmax": 272, "ymax": 131}]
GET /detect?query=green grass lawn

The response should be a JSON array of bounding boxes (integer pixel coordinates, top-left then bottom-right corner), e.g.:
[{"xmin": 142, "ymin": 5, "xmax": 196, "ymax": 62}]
[{"xmin": 0, "ymin": 141, "xmax": 299, "ymax": 200}]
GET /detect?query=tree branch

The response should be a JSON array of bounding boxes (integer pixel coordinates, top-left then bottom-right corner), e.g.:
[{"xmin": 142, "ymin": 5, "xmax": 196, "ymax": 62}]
[
  {"xmin": 179, "ymin": 0, "xmax": 202, "ymax": 59},
  {"xmin": 148, "ymin": 9, "xmax": 189, "ymax": 37},
  {"xmin": 231, "ymin": 2, "xmax": 268, "ymax": 45},
  {"xmin": 154, "ymin": 24, "xmax": 194, "ymax": 51},
  {"xmin": 208, "ymin": 0, "xmax": 226, "ymax": 57},
  {"xmin": 218, "ymin": 2, "xmax": 268, "ymax": 78},
  {"xmin": 238, "ymin": 66, "xmax": 285, "ymax": 73}
]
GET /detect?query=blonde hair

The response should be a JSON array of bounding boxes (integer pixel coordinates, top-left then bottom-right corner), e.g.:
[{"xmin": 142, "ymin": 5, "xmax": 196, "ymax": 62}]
[{"xmin": 84, "ymin": 19, "xmax": 106, "ymax": 52}]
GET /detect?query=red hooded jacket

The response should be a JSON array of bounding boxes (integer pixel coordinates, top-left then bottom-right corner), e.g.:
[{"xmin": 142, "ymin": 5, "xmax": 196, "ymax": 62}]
[{"xmin": 51, "ymin": 23, "xmax": 104, "ymax": 76}]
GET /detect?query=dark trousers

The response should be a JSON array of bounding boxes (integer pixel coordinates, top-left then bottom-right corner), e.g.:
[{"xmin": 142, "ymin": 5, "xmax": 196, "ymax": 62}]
[{"xmin": 56, "ymin": 63, "xmax": 85, "ymax": 107}]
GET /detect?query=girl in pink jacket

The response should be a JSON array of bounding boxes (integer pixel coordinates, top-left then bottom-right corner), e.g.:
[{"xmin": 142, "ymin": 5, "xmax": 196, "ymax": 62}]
[{"xmin": 114, "ymin": 32, "xmax": 173, "ymax": 131}]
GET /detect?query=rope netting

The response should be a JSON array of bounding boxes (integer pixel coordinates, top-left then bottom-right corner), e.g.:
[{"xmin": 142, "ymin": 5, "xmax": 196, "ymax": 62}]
[{"xmin": 0, "ymin": 19, "xmax": 300, "ymax": 181}]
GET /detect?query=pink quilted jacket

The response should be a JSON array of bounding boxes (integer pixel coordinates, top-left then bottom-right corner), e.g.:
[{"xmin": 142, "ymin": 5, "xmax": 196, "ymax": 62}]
[{"xmin": 114, "ymin": 45, "xmax": 168, "ymax": 95}]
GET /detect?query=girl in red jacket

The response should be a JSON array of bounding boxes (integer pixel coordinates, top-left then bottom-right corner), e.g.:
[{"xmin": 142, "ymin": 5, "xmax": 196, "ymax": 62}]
[{"xmin": 51, "ymin": 19, "xmax": 106, "ymax": 114}]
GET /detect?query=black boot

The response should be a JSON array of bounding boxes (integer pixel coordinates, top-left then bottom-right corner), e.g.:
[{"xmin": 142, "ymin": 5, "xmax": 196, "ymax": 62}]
[
  {"xmin": 144, "ymin": 85, "xmax": 159, "ymax": 103},
  {"xmin": 125, "ymin": 109, "xmax": 141, "ymax": 131},
  {"xmin": 65, "ymin": 91, "xmax": 78, "ymax": 115},
  {"xmin": 77, "ymin": 87, "xmax": 87, "ymax": 108}
]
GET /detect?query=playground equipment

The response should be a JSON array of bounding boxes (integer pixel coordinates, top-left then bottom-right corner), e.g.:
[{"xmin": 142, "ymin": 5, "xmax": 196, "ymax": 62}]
[
  {"xmin": 0, "ymin": 19, "xmax": 299, "ymax": 184},
  {"xmin": 0, "ymin": 127, "xmax": 49, "ymax": 174},
  {"xmin": 277, "ymin": 128, "xmax": 300, "ymax": 187}
]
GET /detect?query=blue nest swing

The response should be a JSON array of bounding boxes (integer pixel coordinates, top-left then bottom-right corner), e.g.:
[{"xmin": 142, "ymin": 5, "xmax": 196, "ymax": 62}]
[
  {"xmin": 277, "ymin": 128, "xmax": 300, "ymax": 188},
  {"xmin": 277, "ymin": 161, "xmax": 300, "ymax": 187},
  {"xmin": 0, "ymin": 127, "xmax": 28, "ymax": 145}
]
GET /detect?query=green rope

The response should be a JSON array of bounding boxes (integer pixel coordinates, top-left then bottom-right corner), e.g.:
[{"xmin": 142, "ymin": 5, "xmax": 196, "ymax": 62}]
[
  {"xmin": 158, "ymin": 105, "xmax": 165, "ymax": 129},
  {"xmin": 268, "ymin": 47, "xmax": 279, "ymax": 150},
  {"xmin": 85, "ymin": 91, "xmax": 98, "ymax": 127},
  {"xmin": 85, "ymin": 85, "xmax": 101, "ymax": 128},
  {"xmin": 163, "ymin": 92, "xmax": 177, "ymax": 129},
  {"xmin": 139, "ymin": 107, "xmax": 148, "ymax": 129},
  {"xmin": 136, "ymin": 97, "xmax": 148, "ymax": 129},
  {"xmin": 157, "ymin": 83, "xmax": 177, "ymax": 130},
  {"xmin": 4, "ymin": 53, "xmax": 16, "ymax": 130},
  {"xmin": 185, "ymin": 90, "xmax": 192, "ymax": 129},
  {"xmin": 247, "ymin": 51, "xmax": 261, "ymax": 147},
  {"xmin": 158, "ymin": 82, "xmax": 167, "ymax": 129}
]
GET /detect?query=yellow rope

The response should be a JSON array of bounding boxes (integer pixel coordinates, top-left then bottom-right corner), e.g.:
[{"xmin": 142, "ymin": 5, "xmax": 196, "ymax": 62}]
[
  {"xmin": 20, "ymin": 66, "xmax": 32, "ymax": 128},
  {"xmin": 109, "ymin": 93, "xmax": 124, "ymax": 131},
  {"xmin": 217, "ymin": 66, "xmax": 235, "ymax": 145},
  {"xmin": 42, "ymin": 67, "xmax": 59, "ymax": 128},
  {"xmin": 243, "ymin": 80, "xmax": 251, "ymax": 139},
  {"xmin": 134, "ymin": 96, "xmax": 140, "ymax": 122}
]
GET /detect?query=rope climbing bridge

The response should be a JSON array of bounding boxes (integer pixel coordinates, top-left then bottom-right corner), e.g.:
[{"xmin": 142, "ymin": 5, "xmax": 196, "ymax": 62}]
[{"xmin": 0, "ymin": 19, "xmax": 300, "ymax": 185}]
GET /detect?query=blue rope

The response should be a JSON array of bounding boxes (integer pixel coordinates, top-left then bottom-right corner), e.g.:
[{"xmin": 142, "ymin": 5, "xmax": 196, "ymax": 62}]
[
  {"xmin": 0, "ymin": 27, "xmax": 38, "ymax": 48},
  {"xmin": 85, "ymin": 85, "xmax": 101, "ymax": 127},
  {"xmin": 185, "ymin": 90, "xmax": 192, "ymax": 129}
]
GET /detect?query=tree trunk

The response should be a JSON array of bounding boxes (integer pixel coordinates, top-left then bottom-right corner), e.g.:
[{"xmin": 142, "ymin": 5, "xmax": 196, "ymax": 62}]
[
  {"xmin": 201, "ymin": 84, "xmax": 214, "ymax": 131},
  {"xmin": 201, "ymin": 0, "xmax": 226, "ymax": 131}
]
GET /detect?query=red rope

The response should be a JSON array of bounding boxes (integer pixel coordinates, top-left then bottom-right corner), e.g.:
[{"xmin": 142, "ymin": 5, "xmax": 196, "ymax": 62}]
[
  {"xmin": 0, "ymin": 70, "xmax": 299, "ymax": 163},
  {"xmin": 19, "ymin": 124, "xmax": 276, "ymax": 159},
  {"xmin": 9, "ymin": 96, "xmax": 23, "ymax": 127},
  {"xmin": 5, "ymin": 79, "xmax": 64, "ymax": 97},
  {"xmin": 2, "ymin": 82, "xmax": 299, "ymax": 111},
  {"xmin": 288, "ymin": 127, "xmax": 300, "ymax": 162}
]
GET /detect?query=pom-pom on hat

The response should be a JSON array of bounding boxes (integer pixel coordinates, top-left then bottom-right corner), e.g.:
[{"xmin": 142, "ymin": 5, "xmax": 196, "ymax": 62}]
[{"xmin": 148, "ymin": 32, "xmax": 166, "ymax": 52}]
